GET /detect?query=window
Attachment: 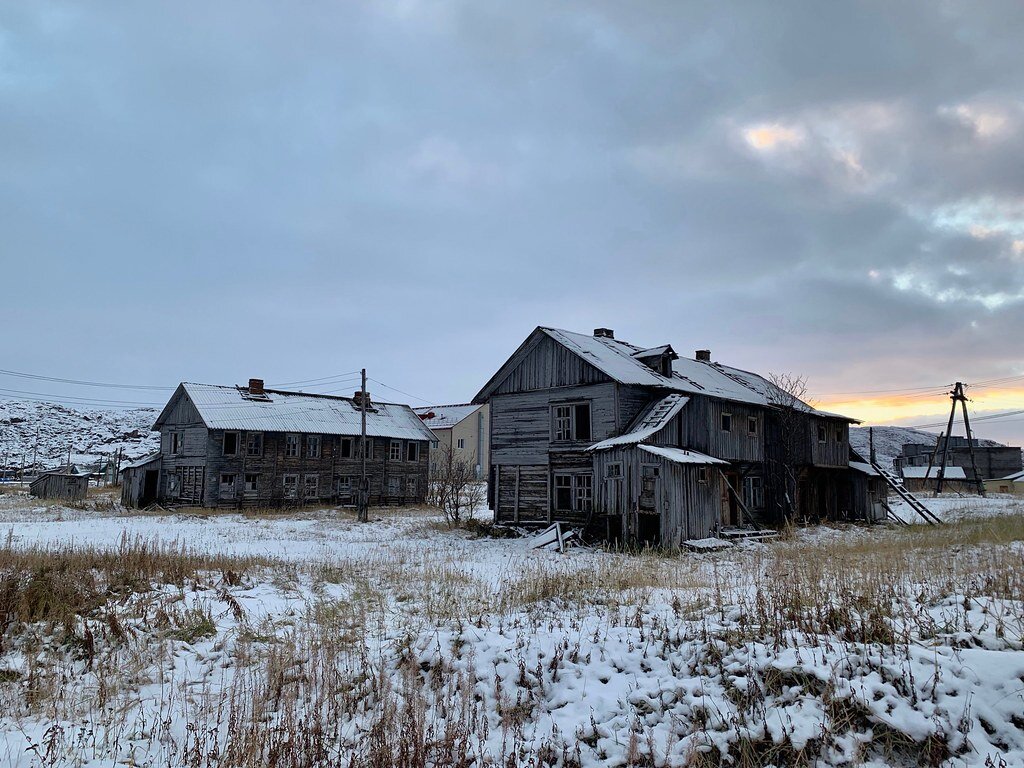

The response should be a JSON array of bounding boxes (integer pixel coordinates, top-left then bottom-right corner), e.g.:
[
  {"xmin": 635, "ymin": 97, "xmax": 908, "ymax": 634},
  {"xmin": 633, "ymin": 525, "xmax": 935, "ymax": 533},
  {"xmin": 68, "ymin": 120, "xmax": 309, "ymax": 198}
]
[
  {"xmin": 244, "ymin": 473, "xmax": 259, "ymax": 495},
  {"xmin": 406, "ymin": 442, "xmax": 419, "ymax": 462},
  {"xmin": 817, "ymin": 425, "xmax": 827, "ymax": 443},
  {"xmin": 747, "ymin": 417, "xmax": 758, "ymax": 436},
  {"xmin": 283, "ymin": 474, "xmax": 299, "ymax": 499},
  {"xmin": 721, "ymin": 413, "xmax": 732, "ymax": 433},
  {"xmin": 306, "ymin": 435, "xmax": 321, "ymax": 459},
  {"xmin": 743, "ymin": 476, "xmax": 764, "ymax": 509},
  {"xmin": 167, "ymin": 473, "xmax": 180, "ymax": 497},
  {"xmin": 407, "ymin": 477, "xmax": 418, "ymax": 496},
  {"xmin": 219, "ymin": 473, "xmax": 236, "ymax": 498},
  {"xmin": 285, "ymin": 434, "xmax": 300, "ymax": 458},
  {"xmin": 389, "ymin": 440, "xmax": 402, "ymax": 461},
  {"xmin": 553, "ymin": 473, "xmax": 593, "ymax": 513},
  {"xmin": 303, "ymin": 474, "xmax": 319, "ymax": 499},
  {"xmin": 246, "ymin": 432, "xmax": 263, "ymax": 456},
  {"xmin": 335, "ymin": 476, "xmax": 352, "ymax": 494},
  {"xmin": 606, "ymin": 463, "xmax": 622, "ymax": 479},
  {"xmin": 170, "ymin": 432, "xmax": 182, "ymax": 455},
  {"xmin": 223, "ymin": 432, "xmax": 239, "ymax": 456},
  {"xmin": 388, "ymin": 476, "xmax": 401, "ymax": 495},
  {"xmin": 340, "ymin": 438, "xmax": 353, "ymax": 459},
  {"xmin": 552, "ymin": 402, "xmax": 591, "ymax": 442},
  {"xmin": 457, "ymin": 438, "xmax": 465, "ymax": 450},
  {"xmin": 698, "ymin": 466, "xmax": 709, "ymax": 484},
  {"xmin": 361, "ymin": 438, "xmax": 373, "ymax": 459}
]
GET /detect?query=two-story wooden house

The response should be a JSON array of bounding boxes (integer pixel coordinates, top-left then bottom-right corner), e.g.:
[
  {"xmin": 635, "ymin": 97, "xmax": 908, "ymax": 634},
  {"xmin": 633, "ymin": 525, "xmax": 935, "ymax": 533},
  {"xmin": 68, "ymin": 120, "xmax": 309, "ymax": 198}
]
[
  {"xmin": 124, "ymin": 379, "xmax": 436, "ymax": 509},
  {"xmin": 473, "ymin": 327, "xmax": 868, "ymax": 546}
]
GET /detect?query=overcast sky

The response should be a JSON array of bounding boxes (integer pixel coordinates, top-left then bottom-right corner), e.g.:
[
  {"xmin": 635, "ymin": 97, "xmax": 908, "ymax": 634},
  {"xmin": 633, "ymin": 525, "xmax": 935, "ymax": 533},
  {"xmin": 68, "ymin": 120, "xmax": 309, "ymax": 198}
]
[{"xmin": 1, "ymin": 1, "xmax": 1023, "ymax": 444}]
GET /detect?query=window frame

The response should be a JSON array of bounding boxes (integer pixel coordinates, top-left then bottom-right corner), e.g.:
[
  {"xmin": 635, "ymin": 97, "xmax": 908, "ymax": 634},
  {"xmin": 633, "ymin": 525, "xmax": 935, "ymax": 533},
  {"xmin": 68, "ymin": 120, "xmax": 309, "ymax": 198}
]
[
  {"xmin": 550, "ymin": 401, "xmax": 592, "ymax": 443},
  {"xmin": 340, "ymin": 438, "xmax": 353, "ymax": 459},
  {"xmin": 361, "ymin": 438, "xmax": 373, "ymax": 459},
  {"xmin": 456, "ymin": 438, "xmax": 465, "ymax": 450},
  {"xmin": 721, "ymin": 413, "xmax": 732, "ymax": 433},
  {"xmin": 387, "ymin": 475, "xmax": 402, "ymax": 496},
  {"xmin": 285, "ymin": 434, "xmax": 300, "ymax": 458},
  {"xmin": 743, "ymin": 476, "xmax": 764, "ymax": 509},
  {"xmin": 698, "ymin": 466, "xmax": 710, "ymax": 484},
  {"xmin": 406, "ymin": 441, "xmax": 419, "ymax": 462},
  {"xmin": 303, "ymin": 473, "xmax": 319, "ymax": 499},
  {"xmin": 282, "ymin": 473, "xmax": 299, "ymax": 499},
  {"xmin": 244, "ymin": 473, "xmax": 259, "ymax": 495},
  {"xmin": 246, "ymin": 432, "xmax": 264, "ymax": 457},
  {"xmin": 219, "ymin": 473, "xmax": 237, "ymax": 498},
  {"xmin": 222, "ymin": 431, "xmax": 239, "ymax": 457},
  {"xmin": 606, "ymin": 462, "xmax": 623, "ymax": 479},
  {"xmin": 552, "ymin": 472, "xmax": 593, "ymax": 513},
  {"xmin": 306, "ymin": 435, "xmax": 321, "ymax": 459},
  {"xmin": 389, "ymin": 440, "xmax": 403, "ymax": 461},
  {"xmin": 170, "ymin": 432, "xmax": 182, "ymax": 455},
  {"xmin": 817, "ymin": 424, "xmax": 827, "ymax": 444},
  {"xmin": 747, "ymin": 417, "xmax": 758, "ymax": 437}
]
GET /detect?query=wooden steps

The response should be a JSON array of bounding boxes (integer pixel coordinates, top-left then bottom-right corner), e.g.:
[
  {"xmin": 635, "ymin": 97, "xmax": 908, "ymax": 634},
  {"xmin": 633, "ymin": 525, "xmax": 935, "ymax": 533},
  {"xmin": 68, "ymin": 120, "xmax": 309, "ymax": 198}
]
[{"xmin": 871, "ymin": 461, "xmax": 942, "ymax": 525}]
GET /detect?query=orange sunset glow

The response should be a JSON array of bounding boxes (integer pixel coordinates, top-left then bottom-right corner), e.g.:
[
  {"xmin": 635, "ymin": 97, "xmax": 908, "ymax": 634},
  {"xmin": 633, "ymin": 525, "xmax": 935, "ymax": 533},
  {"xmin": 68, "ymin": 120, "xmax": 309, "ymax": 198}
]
[{"xmin": 817, "ymin": 387, "xmax": 1024, "ymax": 429}]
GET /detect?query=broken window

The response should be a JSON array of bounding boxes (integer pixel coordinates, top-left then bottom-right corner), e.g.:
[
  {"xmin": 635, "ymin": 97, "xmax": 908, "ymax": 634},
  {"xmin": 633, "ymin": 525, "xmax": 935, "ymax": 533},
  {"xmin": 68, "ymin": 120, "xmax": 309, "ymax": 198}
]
[
  {"xmin": 283, "ymin": 474, "xmax": 298, "ymax": 499},
  {"xmin": 340, "ymin": 438, "xmax": 353, "ymax": 459},
  {"xmin": 246, "ymin": 432, "xmax": 263, "ymax": 456},
  {"xmin": 817, "ymin": 425, "xmax": 827, "ymax": 443},
  {"xmin": 406, "ymin": 442, "xmax": 419, "ymax": 462},
  {"xmin": 306, "ymin": 435, "xmax": 321, "ymax": 459},
  {"xmin": 389, "ymin": 440, "xmax": 402, "ymax": 461},
  {"xmin": 553, "ymin": 473, "xmax": 592, "ymax": 513},
  {"xmin": 223, "ymin": 432, "xmax": 239, "ymax": 456},
  {"xmin": 747, "ymin": 417, "xmax": 758, "ymax": 436},
  {"xmin": 721, "ymin": 413, "xmax": 732, "ymax": 433},
  {"xmin": 244, "ymin": 473, "xmax": 259, "ymax": 495},
  {"xmin": 552, "ymin": 402, "xmax": 591, "ymax": 442},
  {"xmin": 698, "ymin": 466, "xmax": 709, "ymax": 484},
  {"xmin": 606, "ymin": 463, "xmax": 622, "ymax": 478},
  {"xmin": 170, "ymin": 432, "xmax": 182, "ymax": 455},
  {"xmin": 303, "ymin": 474, "xmax": 319, "ymax": 499},
  {"xmin": 285, "ymin": 434, "xmax": 299, "ymax": 458},
  {"xmin": 219, "ymin": 473, "xmax": 236, "ymax": 498}
]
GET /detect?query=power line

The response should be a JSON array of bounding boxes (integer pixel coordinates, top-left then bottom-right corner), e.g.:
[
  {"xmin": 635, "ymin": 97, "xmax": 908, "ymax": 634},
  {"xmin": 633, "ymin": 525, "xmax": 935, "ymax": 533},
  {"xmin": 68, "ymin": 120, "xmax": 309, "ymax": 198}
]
[
  {"xmin": 0, "ymin": 389, "xmax": 162, "ymax": 407},
  {"xmin": 0, "ymin": 367, "xmax": 172, "ymax": 391},
  {"xmin": 268, "ymin": 371, "xmax": 362, "ymax": 388},
  {"xmin": 367, "ymin": 378, "xmax": 434, "ymax": 405}
]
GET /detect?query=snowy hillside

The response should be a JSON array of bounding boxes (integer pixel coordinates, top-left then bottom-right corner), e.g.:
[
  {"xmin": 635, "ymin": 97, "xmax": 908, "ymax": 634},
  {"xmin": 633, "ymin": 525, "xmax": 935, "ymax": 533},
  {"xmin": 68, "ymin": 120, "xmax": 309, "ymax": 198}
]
[
  {"xmin": 0, "ymin": 400, "xmax": 159, "ymax": 472},
  {"xmin": 849, "ymin": 425, "xmax": 1004, "ymax": 470}
]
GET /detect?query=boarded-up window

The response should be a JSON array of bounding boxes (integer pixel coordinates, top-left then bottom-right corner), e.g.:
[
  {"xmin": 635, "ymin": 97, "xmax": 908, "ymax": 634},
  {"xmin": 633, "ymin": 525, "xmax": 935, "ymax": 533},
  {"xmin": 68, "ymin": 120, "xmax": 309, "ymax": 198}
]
[
  {"xmin": 223, "ymin": 432, "xmax": 239, "ymax": 456},
  {"xmin": 285, "ymin": 434, "xmax": 300, "ymax": 458},
  {"xmin": 388, "ymin": 476, "xmax": 401, "ymax": 495}
]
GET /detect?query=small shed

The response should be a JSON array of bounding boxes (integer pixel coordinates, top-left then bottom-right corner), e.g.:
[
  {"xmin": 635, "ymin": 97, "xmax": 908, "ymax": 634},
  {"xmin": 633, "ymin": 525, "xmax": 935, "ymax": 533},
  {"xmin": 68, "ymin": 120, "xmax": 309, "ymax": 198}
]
[
  {"xmin": 849, "ymin": 460, "xmax": 887, "ymax": 523},
  {"xmin": 120, "ymin": 452, "xmax": 162, "ymax": 508},
  {"xmin": 984, "ymin": 469, "xmax": 1024, "ymax": 497},
  {"xmin": 901, "ymin": 465, "xmax": 970, "ymax": 493},
  {"xmin": 29, "ymin": 471, "xmax": 89, "ymax": 502}
]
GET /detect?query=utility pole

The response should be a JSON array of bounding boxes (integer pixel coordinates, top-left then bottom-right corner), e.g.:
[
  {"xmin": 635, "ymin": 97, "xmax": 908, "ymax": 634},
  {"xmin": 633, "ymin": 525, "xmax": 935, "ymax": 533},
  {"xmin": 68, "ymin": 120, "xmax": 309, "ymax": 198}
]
[
  {"xmin": 868, "ymin": 427, "xmax": 876, "ymax": 465},
  {"xmin": 935, "ymin": 382, "xmax": 985, "ymax": 497},
  {"xmin": 31, "ymin": 424, "xmax": 38, "ymax": 477},
  {"xmin": 358, "ymin": 368, "xmax": 369, "ymax": 523}
]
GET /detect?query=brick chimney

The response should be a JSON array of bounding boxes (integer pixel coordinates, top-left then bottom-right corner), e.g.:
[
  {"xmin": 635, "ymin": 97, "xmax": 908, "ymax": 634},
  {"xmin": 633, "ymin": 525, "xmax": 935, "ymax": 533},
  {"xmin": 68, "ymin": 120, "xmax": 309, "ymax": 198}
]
[
  {"xmin": 248, "ymin": 378, "xmax": 265, "ymax": 395},
  {"xmin": 418, "ymin": 410, "xmax": 435, "ymax": 421},
  {"xmin": 593, "ymin": 328, "xmax": 615, "ymax": 339},
  {"xmin": 695, "ymin": 350, "xmax": 711, "ymax": 362},
  {"xmin": 353, "ymin": 390, "xmax": 372, "ymax": 409}
]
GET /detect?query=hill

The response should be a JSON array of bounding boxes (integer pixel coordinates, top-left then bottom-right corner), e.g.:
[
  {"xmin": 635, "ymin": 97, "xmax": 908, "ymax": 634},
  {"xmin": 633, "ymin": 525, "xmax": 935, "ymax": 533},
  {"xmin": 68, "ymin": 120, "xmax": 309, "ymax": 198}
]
[{"xmin": 0, "ymin": 400, "xmax": 159, "ymax": 473}]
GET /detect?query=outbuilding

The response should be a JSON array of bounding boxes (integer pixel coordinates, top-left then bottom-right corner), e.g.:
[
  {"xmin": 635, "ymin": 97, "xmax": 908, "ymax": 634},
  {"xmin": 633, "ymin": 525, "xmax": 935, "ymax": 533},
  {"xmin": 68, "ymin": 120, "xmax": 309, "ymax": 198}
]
[{"xmin": 29, "ymin": 471, "xmax": 89, "ymax": 502}]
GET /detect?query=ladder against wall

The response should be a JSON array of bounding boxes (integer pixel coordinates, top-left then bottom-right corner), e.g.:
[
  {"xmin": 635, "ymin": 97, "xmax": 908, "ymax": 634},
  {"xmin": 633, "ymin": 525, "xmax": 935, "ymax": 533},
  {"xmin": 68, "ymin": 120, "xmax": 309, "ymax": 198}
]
[{"xmin": 871, "ymin": 461, "xmax": 942, "ymax": 525}]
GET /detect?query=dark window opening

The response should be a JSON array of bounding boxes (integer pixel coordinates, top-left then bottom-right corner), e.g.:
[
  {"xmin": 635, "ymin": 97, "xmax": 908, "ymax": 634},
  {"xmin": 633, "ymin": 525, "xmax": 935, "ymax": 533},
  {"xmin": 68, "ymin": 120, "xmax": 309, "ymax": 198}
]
[
  {"xmin": 721, "ymin": 413, "xmax": 732, "ymax": 433},
  {"xmin": 406, "ymin": 442, "xmax": 419, "ymax": 462},
  {"xmin": 817, "ymin": 425, "xmax": 827, "ymax": 443},
  {"xmin": 223, "ymin": 432, "xmax": 238, "ymax": 456},
  {"xmin": 747, "ymin": 417, "xmax": 757, "ymax": 436},
  {"xmin": 340, "ymin": 439, "xmax": 353, "ymax": 459},
  {"xmin": 552, "ymin": 402, "xmax": 592, "ymax": 442}
]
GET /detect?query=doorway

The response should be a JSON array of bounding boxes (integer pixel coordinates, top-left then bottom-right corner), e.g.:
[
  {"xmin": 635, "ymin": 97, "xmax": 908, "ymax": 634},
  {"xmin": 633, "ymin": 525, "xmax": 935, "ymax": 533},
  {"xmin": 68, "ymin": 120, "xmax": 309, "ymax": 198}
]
[
  {"xmin": 141, "ymin": 470, "xmax": 159, "ymax": 507},
  {"xmin": 720, "ymin": 471, "xmax": 741, "ymax": 527}
]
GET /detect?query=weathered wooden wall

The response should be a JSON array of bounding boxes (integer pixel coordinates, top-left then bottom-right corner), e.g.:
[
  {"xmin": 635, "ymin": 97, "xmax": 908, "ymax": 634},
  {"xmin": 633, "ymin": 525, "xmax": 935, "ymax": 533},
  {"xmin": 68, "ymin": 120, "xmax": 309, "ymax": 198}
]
[{"xmin": 29, "ymin": 473, "xmax": 89, "ymax": 502}]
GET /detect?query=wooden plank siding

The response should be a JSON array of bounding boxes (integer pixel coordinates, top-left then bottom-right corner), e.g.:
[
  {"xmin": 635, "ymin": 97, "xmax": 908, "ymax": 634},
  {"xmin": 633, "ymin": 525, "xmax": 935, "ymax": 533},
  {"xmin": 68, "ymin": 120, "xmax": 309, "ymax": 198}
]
[{"xmin": 493, "ymin": 334, "xmax": 613, "ymax": 395}]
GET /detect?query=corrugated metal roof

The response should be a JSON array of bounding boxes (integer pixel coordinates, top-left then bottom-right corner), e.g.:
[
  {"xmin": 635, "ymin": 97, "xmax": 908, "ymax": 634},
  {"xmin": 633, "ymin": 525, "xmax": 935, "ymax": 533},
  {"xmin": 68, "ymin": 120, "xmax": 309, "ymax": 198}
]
[
  {"xmin": 413, "ymin": 404, "xmax": 482, "ymax": 430},
  {"xmin": 176, "ymin": 383, "xmax": 437, "ymax": 442}
]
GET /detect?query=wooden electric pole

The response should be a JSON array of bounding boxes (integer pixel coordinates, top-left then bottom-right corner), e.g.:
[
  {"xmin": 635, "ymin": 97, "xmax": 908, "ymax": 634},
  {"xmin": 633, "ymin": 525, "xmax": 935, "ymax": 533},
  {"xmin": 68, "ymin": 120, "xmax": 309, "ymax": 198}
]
[
  {"xmin": 935, "ymin": 382, "xmax": 985, "ymax": 497},
  {"xmin": 358, "ymin": 368, "xmax": 369, "ymax": 523}
]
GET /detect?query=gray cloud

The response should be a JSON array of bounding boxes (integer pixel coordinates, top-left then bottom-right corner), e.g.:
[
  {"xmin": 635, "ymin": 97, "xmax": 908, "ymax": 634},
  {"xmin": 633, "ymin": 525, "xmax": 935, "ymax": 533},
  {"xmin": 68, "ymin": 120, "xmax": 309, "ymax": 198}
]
[{"xmin": 1, "ymin": 1, "xmax": 1022, "ymax": 443}]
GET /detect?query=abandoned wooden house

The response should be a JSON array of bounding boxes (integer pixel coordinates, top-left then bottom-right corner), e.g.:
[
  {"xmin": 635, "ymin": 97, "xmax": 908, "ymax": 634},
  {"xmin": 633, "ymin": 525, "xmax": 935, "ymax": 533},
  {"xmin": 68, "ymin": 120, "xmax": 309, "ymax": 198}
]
[
  {"xmin": 474, "ymin": 326, "xmax": 879, "ymax": 546},
  {"xmin": 122, "ymin": 379, "xmax": 436, "ymax": 509},
  {"xmin": 29, "ymin": 470, "xmax": 89, "ymax": 502}
]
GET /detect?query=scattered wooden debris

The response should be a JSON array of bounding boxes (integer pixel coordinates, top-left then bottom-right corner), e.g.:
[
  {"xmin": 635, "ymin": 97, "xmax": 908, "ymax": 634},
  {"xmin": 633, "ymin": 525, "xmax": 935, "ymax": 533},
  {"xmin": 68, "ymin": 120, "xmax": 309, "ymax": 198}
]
[{"xmin": 529, "ymin": 522, "xmax": 580, "ymax": 553}]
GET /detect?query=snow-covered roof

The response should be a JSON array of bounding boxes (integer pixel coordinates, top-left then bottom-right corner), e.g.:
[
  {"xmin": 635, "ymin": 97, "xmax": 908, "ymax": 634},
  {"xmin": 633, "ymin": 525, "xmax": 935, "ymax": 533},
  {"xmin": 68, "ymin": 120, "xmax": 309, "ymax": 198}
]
[
  {"xmin": 849, "ymin": 461, "xmax": 880, "ymax": 477},
  {"xmin": 158, "ymin": 383, "xmax": 437, "ymax": 442},
  {"xmin": 476, "ymin": 326, "xmax": 854, "ymax": 420},
  {"xmin": 638, "ymin": 445, "xmax": 728, "ymax": 465},
  {"xmin": 997, "ymin": 469, "xmax": 1024, "ymax": 482},
  {"xmin": 413, "ymin": 404, "xmax": 482, "ymax": 430},
  {"xmin": 120, "ymin": 452, "xmax": 162, "ymax": 471},
  {"xmin": 902, "ymin": 466, "xmax": 967, "ymax": 480},
  {"xmin": 588, "ymin": 394, "xmax": 690, "ymax": 450}
]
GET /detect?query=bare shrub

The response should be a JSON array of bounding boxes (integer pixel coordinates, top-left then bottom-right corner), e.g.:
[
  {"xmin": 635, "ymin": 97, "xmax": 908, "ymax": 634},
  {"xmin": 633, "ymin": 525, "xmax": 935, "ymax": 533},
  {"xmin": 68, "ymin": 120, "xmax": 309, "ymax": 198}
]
[{"xmin": 427, "ymin": 445, "xmax": 485, "ymax": 527}]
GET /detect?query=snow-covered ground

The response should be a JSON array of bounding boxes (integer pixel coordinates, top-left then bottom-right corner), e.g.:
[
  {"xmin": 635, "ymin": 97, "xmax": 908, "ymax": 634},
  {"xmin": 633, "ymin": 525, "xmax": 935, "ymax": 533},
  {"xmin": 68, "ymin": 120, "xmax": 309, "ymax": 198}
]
[{"xmin": 0, "ymin": 488, "xmax": 1021, "ymax": 767}]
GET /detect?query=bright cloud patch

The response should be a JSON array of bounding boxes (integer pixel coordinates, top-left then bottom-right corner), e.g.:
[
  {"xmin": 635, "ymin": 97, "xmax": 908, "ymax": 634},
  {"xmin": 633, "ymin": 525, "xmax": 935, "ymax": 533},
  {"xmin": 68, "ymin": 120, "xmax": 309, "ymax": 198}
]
[{"xmin": 742, "ymin": 122, "xmax": 805, "ymax": 151}]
